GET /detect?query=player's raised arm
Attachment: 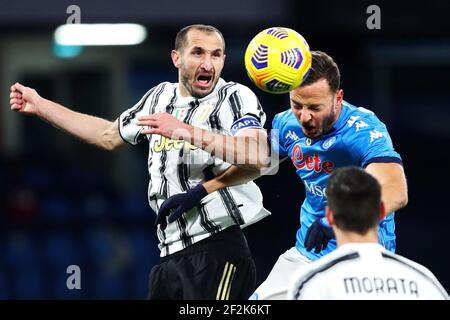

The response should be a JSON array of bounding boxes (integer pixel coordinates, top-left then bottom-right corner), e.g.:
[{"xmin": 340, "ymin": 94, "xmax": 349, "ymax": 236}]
[
  {"xmin": 365, "ymin": 162, "xmax": 408, "ymax": 214},
  {"xmin": 9, "ymin": 82, "xmax": 124, "ymax": 151},
  {"xmin": 138, "ymin": 114, "xmax": 270, "ymax": 171}
]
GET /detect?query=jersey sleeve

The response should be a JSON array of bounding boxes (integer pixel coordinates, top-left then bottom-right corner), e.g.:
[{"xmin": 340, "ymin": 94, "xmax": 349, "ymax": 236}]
[
  {"xmin": 222, "ymin": 85, "xmax": 266, "ymax": 136},
  {"xmin": 345, "ymin": 114, "xmax": 402, "ymax": 168},
  {"xmin": 270, "ymin": 112, "xmax": 289, "ymax": 157},
  {"xmin": 118, "ymin": 84, "xmax": 162, "ymax": 145}
]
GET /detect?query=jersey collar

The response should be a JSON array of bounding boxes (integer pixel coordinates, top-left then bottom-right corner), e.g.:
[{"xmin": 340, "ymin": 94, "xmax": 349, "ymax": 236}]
[{"xmin": 332, "ymin": 100, "xmax": 350, "ymax": 131}]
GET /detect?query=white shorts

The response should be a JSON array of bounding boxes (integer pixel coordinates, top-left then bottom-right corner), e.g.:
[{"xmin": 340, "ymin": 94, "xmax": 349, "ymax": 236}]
[{"xmin": 249, "ymin": 247, "xmax": 311, "ymax": 300}]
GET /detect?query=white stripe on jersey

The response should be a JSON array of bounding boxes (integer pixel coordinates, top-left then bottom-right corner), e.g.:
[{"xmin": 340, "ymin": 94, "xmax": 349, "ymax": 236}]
[
  {"xmin": 288, "ymin": 243, "xmax": 449, "ymax": 300},
  {"xmin": 119, "ymin": 78, "xmax": 270, "ymax": 257}
]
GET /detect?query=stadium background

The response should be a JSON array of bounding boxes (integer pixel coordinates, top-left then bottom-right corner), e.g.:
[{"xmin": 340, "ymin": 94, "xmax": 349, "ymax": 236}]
[{"xmin": 0, "ymin": 0, "xmax": 449, "ymax": 298}]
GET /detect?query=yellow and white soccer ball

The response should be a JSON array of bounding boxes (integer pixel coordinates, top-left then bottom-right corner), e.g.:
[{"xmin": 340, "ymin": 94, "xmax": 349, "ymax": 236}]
[{"xmin": 244, "ymin": 27, "xmax": 312, "ymax": 94}]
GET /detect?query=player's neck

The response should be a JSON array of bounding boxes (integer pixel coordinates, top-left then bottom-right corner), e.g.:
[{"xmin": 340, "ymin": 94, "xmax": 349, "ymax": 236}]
[{"xmin": 335, "ymin": 228, "xmax": 378, "ymax": 247}]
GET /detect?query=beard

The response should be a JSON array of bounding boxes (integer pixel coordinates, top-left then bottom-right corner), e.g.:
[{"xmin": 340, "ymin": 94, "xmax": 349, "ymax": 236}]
[
  {"xmin": 302, "ymin": 107, "xmax": 336, "ymax": 138},
  {"xmin": 179, "ymin": 67, "xmax": 217, "ymax": 99}
]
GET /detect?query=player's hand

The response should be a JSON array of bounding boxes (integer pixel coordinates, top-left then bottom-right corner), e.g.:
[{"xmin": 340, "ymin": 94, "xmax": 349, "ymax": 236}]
[
  {"xmin": 155, "ymin": 184, "xmax": 208, "ymax": 230},
  {"xmin": 304, "ymin": 217, "xmax": 335, "ymax": 254},
  {"xmin": 137, "ymin": 113, "xmax": 190, "ymax": 140},
  {"xmin": 9, "ymin": 82, "xmax": 42, "ymax": 115}
]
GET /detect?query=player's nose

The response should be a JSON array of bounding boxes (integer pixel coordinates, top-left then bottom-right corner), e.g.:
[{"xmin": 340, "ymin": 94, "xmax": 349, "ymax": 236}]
[
  {"xmin": 299, "ymin": 109, "xmax": 312, "ymax": 123},
  {"xmin": 201, "ymin": 55, "xmax": 213, "ymax": 71}
]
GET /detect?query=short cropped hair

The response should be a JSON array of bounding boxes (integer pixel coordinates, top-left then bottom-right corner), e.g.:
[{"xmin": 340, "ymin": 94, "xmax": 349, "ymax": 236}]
[
  {"xmin": 301, "ymin": 51, "xmax": 341, "ymax": 92},
  {"xmin": 326, "ymin": 166, "xmax": 381, "ymax": 234},
  {"xmin": 175, "ymin": 24, "xmax": 225, "ymax": 52}
]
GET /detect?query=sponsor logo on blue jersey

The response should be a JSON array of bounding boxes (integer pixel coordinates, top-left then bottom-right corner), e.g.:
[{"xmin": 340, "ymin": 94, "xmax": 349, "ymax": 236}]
[
  {"xmin": 291, "ymin": 143, "xmax": 334, "ymax": 173},
  {"xmin": 322, "ymin": 136, "xmax": 337, "ymax": 150},
  {"xmin": 285, "ymin": 130, "xmax": 299, "ymax": 141},
  {"xmin": 304, "ymin": 181, "xmax": 327, "ymax": 198}
]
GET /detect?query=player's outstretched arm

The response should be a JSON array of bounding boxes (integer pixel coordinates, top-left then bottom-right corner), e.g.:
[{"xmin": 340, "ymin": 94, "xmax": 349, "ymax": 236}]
[
  {"xmin": 138, "ymin": 112, "xmax": 269, "ymax": 170},
  {"xmin": 10, "ymin": 82, "xmax": 124, "ymax": 151},
  {"xmin": 365, "ymin": 162, "xmax": 408, "ymax": 214}
]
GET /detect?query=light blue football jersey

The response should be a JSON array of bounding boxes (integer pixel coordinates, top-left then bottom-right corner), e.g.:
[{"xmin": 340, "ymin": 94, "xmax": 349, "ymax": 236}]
[{"xmin": 271, "ymin": 101, "xmax": 402, "ymax": 261}]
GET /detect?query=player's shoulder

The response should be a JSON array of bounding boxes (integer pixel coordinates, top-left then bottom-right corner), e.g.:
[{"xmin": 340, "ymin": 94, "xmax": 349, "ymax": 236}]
[
  {"xmin": 343, "ymin": 100, "xmax": 386, "ymax": 127},
  {"xmin": 139, "ymin": 81, "xmax": 172, "ymax": 97},
  {"xmin": 272, "ymin": 109, "xmax": 297, "ymax": 129},
  {"xmin": 222, "ymin": 80, "xmax": 258, "ymax": 98},
  {"xmin": 294, "ymin": 247, "xmax": 358, "ymax": 282},
  {"xmin": 289, "ymin": 248, "xmax": 358, "ymax": 299},
  {"xmin": 382, "ymin": 250, "xmax": 438, "ymax": 279}
]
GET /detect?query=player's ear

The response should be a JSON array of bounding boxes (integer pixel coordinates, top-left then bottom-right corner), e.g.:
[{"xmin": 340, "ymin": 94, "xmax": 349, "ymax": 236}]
[
  {"xmin": 379, "ymin": 201, "xmax": 386, "ymax": 220},
  {"xmin": 335, "ymin": 89, "xmax": 344, "ymax": 109},
  {"xmin": 171, "ymin": 50, "xmax": 181, "ymax": 68},
  {"xmin": 326, "ymin": 206, "xmax": 335, "ymax": 226}
]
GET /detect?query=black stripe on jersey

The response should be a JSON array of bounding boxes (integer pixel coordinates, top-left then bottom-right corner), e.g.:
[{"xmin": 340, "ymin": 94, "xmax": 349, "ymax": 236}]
[
  {"xmin": 158, "ymin": 87, "xmax": 177, "ymax": 198},
  {"xmin": 256, "ymin": 99, "xmax": 265, "ymax": 122},
  {"xmin": 192, "ymin": 164, "xmax": 221, "ymax": 234},
  {"xmin": 293, "ymin": 252, "xmax": 360, "ymax": 300},
  {"xmin": 175, "ymin": 99, "xmax": 204, "ymax": 247},
  {"xmin": 218, "ymin": 188, "xmax": 244, "ymax": 225},
  {"xmin": 134, "ymin": 128, "xmax": 146, "ymax": 144},
  {"xmin": 155, "ymin": 87, "xmax": 177, "ymax": 254},
  {"xmin": 363, "ymin": 156, "xmax": 403, "ymax": 168},
  {"xmin": 228, "ymin": 91, "xmax": 244, "ymax": 122},
  {"xmin": 149, "ymin": 83, "xmax": 168, "ymax": 116},
  {"xmin": 122, "ymin": 85, "xmax": 159, "ymax": 126},
  {"xmin": 176, "ymin": 99, "xmax": 201, "ymax": 191},
  {"xmin": 198, "ymin": 203, "xmax": 221, "ymax": 234},
  {"xmin": 209, "ymin": 83, "xmax": 236, "ymax": 132},
  {"xmin": 177, "ymin": 99, "xmax": 201, "ymax": 191},
  {"xmin": 381, "ymin": 253, "xmax": 449, "ymax": 298},
  {"xmin": 244, "ymin": 113, "xmax": 262, "ymax": 123},
  {"xmin": 176, "ymin": 211, "xmax": 193, "ymax": 247}
]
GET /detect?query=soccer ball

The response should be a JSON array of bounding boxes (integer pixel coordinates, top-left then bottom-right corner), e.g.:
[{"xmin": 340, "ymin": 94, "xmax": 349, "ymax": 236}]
[{"xmin": 244, "ymin": 27, "xmax": 312, "ymax": 94}]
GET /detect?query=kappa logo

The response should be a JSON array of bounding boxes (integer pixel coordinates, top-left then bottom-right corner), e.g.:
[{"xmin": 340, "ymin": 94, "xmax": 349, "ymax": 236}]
[
  {"xmin": 285, "ymin": 130, "xmax": 299, "ymax": 141},
  {"xmin": 347, "ymin": 115, "xmax": 369, "ymax": 132},
  {"xmin": 322, "ymin": 136, "xmax": 337, "ymax": 150},
  {"xmin": 370, "ymin": 130, "xmax": 385, "ymax": 142}
]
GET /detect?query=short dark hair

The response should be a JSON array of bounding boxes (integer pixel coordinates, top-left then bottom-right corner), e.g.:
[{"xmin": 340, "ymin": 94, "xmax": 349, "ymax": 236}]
[
  {"xmin": 326, "ymin": 166, "xmax": 381, "ymax": 234},
  {"xmin": 175, "ymin": 24, "xmax": 225, "ymax": 52},
  {"xmin": 300, "ymin": 51, "xmax": 340, "ymax": 92}
]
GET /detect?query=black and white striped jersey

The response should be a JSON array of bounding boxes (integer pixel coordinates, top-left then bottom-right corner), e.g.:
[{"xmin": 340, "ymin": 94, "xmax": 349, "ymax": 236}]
[
  {"xmin": 288, "ymin": 243, "xmax": 449, "ymax": 300},
  {"xmin": 119, "ymin": 78, "xmax": 270, "ymax": 257}
]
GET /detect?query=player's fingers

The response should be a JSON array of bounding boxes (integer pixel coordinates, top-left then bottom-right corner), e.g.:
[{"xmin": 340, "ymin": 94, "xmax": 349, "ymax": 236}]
[
  {"xmin": 10, "ymin": 98, "xmax": 22, "ymax": 105},
  {"xmin": 137, "ymin": 119, "xmax": 158, "ymax": 126},
  {"xmin": 138, "ymin": 115, "xmax": 159, "ymax": 121},
  {"xmin": 323, "ymin": 238, "xmax": 329, "ymax": 250},
  {"xmin": 11, "ymin": 82, "xmax": 25, "ymax": 93},
  {"xmin": 159, "ymin": 199, "xmax": 177, "ymax": 215},
  {"xmin": 305, "ymin": 227, "xmax": 318, "ymax": 251},
  {"xmin": 314, "ymin": 232, "xmax": 324, "ymax": 254},
  {"xmin": 168, "ymin": 208, "xmax": 183, "ymax": 223},
  {"xmin": 10, "ymin": 91, "xmax": 22, "ymax": 99},
  {"xmin": 11, "ymin": 103, "xmax": 23, "ymax": 111},
  {"xmin": 141, "ymin": 128, "xmax": 159, "ymax": 135}
]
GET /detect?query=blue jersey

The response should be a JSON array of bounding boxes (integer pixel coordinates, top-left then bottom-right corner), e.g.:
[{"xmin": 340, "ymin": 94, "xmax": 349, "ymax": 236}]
[{"xmin": 272, "ymin": 101, "xmax": 403, "ymax": 261}]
